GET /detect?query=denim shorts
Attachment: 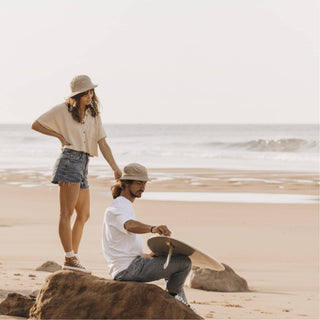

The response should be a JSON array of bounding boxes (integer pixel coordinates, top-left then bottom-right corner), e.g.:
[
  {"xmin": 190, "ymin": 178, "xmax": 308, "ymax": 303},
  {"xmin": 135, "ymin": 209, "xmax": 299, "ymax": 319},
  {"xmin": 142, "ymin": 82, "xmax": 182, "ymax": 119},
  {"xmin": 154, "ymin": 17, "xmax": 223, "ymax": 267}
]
[{"xmin": 51, "ymin": 148, "xmax": 90, "ymax": 189}]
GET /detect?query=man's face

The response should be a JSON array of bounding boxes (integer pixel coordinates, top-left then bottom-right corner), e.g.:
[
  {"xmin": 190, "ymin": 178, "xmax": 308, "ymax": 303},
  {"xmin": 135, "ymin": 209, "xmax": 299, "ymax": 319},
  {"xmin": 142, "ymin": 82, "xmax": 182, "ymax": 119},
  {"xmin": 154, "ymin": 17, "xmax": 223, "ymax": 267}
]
[{"xmin": 128, "ymin": 180, "xmax": 147, "ymax": 198}]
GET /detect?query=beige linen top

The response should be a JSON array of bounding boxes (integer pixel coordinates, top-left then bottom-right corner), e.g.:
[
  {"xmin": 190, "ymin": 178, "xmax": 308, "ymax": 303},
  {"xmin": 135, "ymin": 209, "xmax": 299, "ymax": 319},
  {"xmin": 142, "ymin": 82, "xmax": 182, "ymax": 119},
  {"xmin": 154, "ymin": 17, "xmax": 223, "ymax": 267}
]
[{"xmin": 37, "ymin": 102, "xmax": 107, "ymax": 157}]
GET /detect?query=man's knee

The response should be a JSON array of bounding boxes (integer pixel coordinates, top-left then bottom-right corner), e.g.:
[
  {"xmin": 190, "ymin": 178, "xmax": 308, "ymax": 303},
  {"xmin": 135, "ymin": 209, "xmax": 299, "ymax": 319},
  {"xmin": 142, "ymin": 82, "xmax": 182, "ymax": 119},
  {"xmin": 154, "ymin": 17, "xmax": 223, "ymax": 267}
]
[
  {"xmin": 184, "ymin": 256, "xmax": 192, "ymax": 271},
  {"xmin": 174, "ymin": 255, "xmax": 192, "ymax": 272}
]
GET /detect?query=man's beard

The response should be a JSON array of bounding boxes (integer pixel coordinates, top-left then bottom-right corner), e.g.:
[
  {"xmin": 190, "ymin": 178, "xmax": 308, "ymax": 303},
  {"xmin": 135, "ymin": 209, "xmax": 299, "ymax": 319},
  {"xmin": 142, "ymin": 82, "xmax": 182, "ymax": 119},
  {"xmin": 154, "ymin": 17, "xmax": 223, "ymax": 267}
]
[{"xmin": 129, "ymin": 189, "xmax": 143, "ymax": 198}]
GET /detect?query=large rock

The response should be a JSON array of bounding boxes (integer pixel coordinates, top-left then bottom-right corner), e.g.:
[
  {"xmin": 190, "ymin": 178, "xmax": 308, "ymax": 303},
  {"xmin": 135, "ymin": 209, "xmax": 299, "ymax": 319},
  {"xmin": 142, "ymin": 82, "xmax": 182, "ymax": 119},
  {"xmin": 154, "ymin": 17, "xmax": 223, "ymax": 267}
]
[
  {"xmin": 0, "ymin": 289, "xmax": 7, "ymax": 301},
  {"xmin": 189, "ymin": 264, "xmax": 249, "ymax": 292},
  {"xmin": 30, "ymin": 270, "xmax": 202, "ymax": 319},
  {"xmin": 0, "ymin": 292, "xmax": 36, "ymax": 317},
  {"xmin": 36, "ymin": 261, "xmax": 62, "ymax": 273}
]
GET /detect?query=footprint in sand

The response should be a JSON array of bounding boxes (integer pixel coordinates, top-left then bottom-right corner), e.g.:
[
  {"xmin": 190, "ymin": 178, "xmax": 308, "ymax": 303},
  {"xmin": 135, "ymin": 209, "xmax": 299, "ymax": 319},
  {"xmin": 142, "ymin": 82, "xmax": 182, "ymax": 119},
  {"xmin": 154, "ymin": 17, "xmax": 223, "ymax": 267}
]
[
  {"xmin": 223, "ymin": 304, "xmax": 243, "ymax": 308},
  {"xmin": 190, "ymin": 300, "xmax": 211, "ymax": 305}
]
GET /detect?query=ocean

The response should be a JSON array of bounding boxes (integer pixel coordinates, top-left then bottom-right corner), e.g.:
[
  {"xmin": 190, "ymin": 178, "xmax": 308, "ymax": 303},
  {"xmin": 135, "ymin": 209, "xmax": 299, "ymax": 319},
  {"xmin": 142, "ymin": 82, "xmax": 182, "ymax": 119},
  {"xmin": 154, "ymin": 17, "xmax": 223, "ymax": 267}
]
[{"xmin": 0, "ymin": 123, "xmax": 318, "ymax": 173}]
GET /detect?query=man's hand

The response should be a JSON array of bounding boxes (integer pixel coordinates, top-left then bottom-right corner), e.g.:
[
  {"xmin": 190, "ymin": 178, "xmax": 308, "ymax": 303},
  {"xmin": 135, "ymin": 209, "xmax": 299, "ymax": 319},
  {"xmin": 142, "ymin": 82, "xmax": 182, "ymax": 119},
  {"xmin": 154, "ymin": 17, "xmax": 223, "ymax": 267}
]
[
  {"xmin": 142, "ymin": 252, "xmax": 156, "ymax": 259},
  {"xmin": 152, "ymin": 225, "xmax": 171, "ymax": 236}
]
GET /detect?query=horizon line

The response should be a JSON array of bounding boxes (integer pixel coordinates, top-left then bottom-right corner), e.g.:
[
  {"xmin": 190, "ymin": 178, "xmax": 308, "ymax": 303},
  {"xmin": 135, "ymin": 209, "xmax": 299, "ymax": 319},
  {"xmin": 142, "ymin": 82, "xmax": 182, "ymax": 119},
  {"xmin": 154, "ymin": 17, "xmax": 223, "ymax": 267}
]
[{"xmin": 0, "ymin": 122, "xmax": 319, "ymax": 126}]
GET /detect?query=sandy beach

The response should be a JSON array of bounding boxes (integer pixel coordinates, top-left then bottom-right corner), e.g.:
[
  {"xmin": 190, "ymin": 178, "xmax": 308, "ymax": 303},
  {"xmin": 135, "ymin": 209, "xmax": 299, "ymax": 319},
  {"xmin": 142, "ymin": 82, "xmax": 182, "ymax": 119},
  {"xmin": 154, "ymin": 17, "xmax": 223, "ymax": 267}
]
[{"xmin": 0, "ymin": 168, "xmax": 319, "ymax": 319}]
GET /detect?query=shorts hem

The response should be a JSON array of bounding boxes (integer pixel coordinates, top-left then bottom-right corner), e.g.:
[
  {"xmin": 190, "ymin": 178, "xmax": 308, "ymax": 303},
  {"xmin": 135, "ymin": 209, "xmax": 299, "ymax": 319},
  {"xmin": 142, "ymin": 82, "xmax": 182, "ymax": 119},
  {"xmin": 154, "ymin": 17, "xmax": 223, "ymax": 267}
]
[{"xmin": 51, "ymin": 180, "xmax": 89, "ymax": 189}]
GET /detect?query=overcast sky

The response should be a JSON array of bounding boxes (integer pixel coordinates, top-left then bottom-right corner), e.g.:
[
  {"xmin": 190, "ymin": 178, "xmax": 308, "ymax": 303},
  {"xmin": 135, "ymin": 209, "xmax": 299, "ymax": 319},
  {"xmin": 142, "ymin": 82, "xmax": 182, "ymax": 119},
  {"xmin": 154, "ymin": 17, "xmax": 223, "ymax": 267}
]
[{"xmin": 0, "ymin": 0, "xmax": 318, "ymax": 124}]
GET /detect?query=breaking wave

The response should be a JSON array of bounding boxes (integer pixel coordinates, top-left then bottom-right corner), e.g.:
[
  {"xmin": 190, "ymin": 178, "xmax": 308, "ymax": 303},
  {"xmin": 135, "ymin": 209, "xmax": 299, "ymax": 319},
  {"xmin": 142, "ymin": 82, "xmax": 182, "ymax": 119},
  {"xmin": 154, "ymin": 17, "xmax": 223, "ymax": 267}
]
[{"xmin": 206, "ymin": 139, "xmax": 319, "ymax": 153}]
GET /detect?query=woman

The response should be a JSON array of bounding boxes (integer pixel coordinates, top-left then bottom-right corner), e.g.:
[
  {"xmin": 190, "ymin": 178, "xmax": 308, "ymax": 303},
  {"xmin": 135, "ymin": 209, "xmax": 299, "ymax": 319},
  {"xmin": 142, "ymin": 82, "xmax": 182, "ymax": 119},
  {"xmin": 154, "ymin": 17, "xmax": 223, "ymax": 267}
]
[{"xmin": 32, "ymin": 75, "xmax": 122, "ymax": 273}]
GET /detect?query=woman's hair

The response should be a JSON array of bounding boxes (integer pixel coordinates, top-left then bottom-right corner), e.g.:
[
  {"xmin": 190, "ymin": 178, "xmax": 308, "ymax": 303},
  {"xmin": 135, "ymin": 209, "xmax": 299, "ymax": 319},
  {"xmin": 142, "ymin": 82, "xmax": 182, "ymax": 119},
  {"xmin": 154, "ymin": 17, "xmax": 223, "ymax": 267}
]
[
  {"xmin": 111, "ymin": 180, "xmax": 133, "ymax": 199},
  {"xmin": 65, "ymin": 89, "xmax": 100, "ymax": 123}
]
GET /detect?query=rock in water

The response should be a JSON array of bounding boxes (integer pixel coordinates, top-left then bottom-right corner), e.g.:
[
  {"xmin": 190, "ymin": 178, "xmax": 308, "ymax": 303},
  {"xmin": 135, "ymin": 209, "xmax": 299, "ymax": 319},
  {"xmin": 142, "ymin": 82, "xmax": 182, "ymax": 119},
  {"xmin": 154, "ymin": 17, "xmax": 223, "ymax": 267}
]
[
  {"xmin": 35, "ymin": 261, "xmax": 62, "ymax": 272},
  {"xmin": 189, "ymin": 264, "xmax": 249, "ymax": 292},
  {"xmin": 0, "ymin": 292, "xmax": 36, "ymax": 317},
  {"xmin": 29, "ymin": 270, "xmax": 202, "ymax": 319}
]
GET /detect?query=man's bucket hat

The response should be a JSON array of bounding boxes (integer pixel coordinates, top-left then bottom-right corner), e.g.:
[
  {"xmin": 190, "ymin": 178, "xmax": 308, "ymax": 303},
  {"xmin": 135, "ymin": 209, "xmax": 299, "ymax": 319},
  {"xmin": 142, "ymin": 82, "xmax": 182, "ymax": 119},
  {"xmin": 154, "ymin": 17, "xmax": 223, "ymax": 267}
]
[
  {"xmin": 120, "ymin": 163, "xmax": 150, "ymax": 182},
  {"xmin": 68, "ymin": 75, "xmax": 98, "ymax": 98}
]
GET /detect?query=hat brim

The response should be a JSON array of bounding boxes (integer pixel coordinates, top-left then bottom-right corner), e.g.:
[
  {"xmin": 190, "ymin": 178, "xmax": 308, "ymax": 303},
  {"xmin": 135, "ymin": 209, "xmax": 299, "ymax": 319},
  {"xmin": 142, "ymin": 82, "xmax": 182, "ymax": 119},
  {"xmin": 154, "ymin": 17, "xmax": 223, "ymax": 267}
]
[
  {"xmin": 68, "ymin": 84, "xmax": 98, "ymax": 98},
  {"xmin": 120, "ymin": 175, "xmax": 151, "ymax": 182}
]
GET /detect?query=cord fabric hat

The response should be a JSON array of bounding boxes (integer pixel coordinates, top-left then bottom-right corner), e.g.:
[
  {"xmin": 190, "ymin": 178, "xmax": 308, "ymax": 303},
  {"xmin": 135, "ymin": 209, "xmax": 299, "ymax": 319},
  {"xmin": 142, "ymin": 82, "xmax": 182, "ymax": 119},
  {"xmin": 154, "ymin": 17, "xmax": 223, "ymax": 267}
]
[
  {"xmin": 120, "ymin": 163, "xmax": 150, "ymax": 182},
  {"xmin": 68, "ymin": 75, "xmax": 98, "ymax": 98}
]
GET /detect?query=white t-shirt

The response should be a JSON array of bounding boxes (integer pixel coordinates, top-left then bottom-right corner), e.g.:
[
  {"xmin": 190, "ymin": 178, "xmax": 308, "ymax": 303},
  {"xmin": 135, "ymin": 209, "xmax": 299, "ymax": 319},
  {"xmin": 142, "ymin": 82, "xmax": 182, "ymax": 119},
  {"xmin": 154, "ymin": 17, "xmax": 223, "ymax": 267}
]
[{"xmin": 102, "ymin": 196, "xmax": 143, "ymax": 279}]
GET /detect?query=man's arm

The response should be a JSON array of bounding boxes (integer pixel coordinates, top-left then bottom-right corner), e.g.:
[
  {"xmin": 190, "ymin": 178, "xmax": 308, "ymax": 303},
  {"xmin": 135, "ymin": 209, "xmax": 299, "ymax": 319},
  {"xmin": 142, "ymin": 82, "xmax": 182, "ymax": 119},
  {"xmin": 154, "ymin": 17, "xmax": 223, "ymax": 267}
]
[{"xmin": 124, "ymin": 220, "xmax": 171, "ymax": 236}]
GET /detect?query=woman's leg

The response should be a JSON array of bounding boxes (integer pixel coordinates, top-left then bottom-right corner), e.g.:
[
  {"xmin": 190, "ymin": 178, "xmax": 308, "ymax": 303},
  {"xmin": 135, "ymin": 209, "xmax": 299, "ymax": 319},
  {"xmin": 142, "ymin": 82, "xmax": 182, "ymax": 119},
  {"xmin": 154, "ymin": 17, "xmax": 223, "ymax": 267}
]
[
  {"xmin": 58, "ymin": 182, "xmax": 81, "ymax": 252},
  {"xmin": 72, "ymin": 188, "xmax": 90, "ymax": 254}
]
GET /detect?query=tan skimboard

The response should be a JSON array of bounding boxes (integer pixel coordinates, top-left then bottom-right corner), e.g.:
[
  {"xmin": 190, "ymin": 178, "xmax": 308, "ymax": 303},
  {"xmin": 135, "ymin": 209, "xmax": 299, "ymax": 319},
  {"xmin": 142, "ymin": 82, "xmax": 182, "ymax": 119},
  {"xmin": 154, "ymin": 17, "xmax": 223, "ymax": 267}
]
[{"xmin": 147, "ymin": 236, "xmax": 225, "ymax": 271}]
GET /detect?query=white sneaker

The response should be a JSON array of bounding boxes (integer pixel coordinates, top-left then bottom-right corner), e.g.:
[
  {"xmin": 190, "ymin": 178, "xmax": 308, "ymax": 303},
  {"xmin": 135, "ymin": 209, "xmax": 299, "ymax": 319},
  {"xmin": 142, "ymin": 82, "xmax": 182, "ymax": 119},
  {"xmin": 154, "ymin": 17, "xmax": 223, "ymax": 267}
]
[{"xmin": 175, "ymin": 294, "xmax": 196, "ymax": 312}]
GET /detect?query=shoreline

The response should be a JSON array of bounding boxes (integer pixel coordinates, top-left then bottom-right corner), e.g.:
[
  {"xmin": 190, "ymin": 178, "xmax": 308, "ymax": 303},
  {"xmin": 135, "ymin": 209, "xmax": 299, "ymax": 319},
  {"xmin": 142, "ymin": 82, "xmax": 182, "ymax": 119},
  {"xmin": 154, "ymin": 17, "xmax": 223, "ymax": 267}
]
[{"xmin": 0, "ymin": 167, "xmax": 319, "ymax": 196}]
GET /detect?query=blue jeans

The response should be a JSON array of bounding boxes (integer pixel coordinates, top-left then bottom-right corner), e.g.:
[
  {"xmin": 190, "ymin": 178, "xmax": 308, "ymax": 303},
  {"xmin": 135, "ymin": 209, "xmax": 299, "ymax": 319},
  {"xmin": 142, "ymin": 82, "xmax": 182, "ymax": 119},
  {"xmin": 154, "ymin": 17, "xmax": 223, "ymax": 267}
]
[
  {"xmin": 114, "ymin": 255, "xmax": 191, "ymax": 302},
  {"xmin": 51, "ymin": 148, "xmax": 89, "ymax": 189}
]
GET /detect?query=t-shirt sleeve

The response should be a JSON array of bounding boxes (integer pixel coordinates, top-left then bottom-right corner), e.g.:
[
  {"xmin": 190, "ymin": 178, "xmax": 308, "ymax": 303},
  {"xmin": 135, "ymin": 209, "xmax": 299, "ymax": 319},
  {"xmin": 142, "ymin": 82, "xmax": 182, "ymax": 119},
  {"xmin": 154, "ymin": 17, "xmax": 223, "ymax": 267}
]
[
  {"xmin": 36, "ymin": 105, "xmax": 62, "ymax": 135},
  {"xmin": 96, "ymin": 115, "xmax": 107, "ymax": 142},
  {"xmin": 108, "ymin": 206, "xmax": 136, "ymax": 234}
]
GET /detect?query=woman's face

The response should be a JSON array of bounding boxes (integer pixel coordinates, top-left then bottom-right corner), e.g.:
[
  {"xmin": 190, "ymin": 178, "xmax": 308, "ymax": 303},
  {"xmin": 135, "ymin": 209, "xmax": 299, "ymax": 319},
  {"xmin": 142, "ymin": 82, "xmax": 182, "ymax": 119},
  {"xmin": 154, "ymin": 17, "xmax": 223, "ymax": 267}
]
[{"xmin": 80, "ymin": 89, "xmax": 94, "ymax": 106}]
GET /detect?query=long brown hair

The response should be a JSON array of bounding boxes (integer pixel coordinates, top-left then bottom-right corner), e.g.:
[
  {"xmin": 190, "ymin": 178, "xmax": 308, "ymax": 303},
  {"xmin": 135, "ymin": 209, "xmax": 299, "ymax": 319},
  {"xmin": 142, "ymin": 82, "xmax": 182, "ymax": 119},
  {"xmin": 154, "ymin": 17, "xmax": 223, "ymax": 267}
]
[
  {"xmin": 66, "ymin": 89, "xmax": 100, "ymax": 123},
  {"xmin": 111, "ymin": 180, "xmax": 133, "ymax": 199}
]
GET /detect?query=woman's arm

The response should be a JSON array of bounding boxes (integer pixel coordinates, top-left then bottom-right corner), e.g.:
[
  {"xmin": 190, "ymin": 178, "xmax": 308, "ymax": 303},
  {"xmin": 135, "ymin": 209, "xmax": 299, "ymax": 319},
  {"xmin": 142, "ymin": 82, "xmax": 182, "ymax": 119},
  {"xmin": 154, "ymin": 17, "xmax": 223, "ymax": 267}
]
[
  {"xmin": 98, "ymin": 138, "xmax": 122, "ymax": 180},
  {"xmin": 31, "ymin": 121, "xmax": 70, "ymax": 146}
]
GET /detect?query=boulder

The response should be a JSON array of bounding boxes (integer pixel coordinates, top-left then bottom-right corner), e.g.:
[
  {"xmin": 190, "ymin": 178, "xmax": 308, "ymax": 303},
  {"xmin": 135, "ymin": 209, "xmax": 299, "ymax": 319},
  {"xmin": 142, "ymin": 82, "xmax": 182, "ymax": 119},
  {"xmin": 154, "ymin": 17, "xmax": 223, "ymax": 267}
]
[
  {"xmin": 30, "ymin": 270, "xmax": 202, "ymax": 319},
  {"xmin": 0, "ymin": 292, "xmax": 36, "ymax": 317},
  {"xmin": 35, "ymin": 261, "xmax": 62, "ymax": 273},
  {"xmin": 0, "ymin": 289, "xmax": 7, "ymax": 301},
  {"xmin": 189, "ymin": 264, "xmax": 249, "ymax": 292}
]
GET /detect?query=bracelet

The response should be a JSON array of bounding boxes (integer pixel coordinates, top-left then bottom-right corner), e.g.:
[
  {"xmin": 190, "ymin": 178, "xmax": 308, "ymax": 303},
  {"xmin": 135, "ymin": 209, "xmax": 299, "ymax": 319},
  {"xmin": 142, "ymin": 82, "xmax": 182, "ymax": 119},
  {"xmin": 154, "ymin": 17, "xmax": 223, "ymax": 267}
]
[{"xmin": 150, "ymin": 226, "xmax": 156, "ymax": 233}]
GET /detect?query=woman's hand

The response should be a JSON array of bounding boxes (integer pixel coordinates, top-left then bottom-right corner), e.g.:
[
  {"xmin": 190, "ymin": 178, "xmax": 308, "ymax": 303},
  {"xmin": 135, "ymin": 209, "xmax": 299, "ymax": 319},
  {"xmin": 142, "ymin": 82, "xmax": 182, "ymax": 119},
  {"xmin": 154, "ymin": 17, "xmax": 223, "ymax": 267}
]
[
  {"xmin": 32, "ymin": 121, "xmax": 71, "ymax": 147},
  {"xmin": 59, "ymin": 136, "xmax": 71, "ymax": 147},
  {"xmin": 114, "ymin": 168, "xmax": 122, "ymax": 180}
]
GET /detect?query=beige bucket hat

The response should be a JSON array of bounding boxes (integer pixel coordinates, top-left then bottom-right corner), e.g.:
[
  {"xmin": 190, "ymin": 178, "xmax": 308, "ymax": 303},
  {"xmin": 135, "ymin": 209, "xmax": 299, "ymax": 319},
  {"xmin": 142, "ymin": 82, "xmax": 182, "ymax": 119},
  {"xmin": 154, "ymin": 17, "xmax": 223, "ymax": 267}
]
[
  {"xmin": 120, "ymin": 163, "xmax": 151, "ymax": 182},
  {"xmin": 68, "ymin": 75, "xmax": 98, "ymax": 98}
]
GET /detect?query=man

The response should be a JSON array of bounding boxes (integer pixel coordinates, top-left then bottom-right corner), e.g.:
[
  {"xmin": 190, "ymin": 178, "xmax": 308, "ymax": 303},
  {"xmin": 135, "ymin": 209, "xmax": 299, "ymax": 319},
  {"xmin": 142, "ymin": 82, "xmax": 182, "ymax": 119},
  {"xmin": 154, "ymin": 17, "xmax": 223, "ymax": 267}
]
[{"xmin": 102, "ymin": 163, "xmax": 192, "ymax": 307}]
